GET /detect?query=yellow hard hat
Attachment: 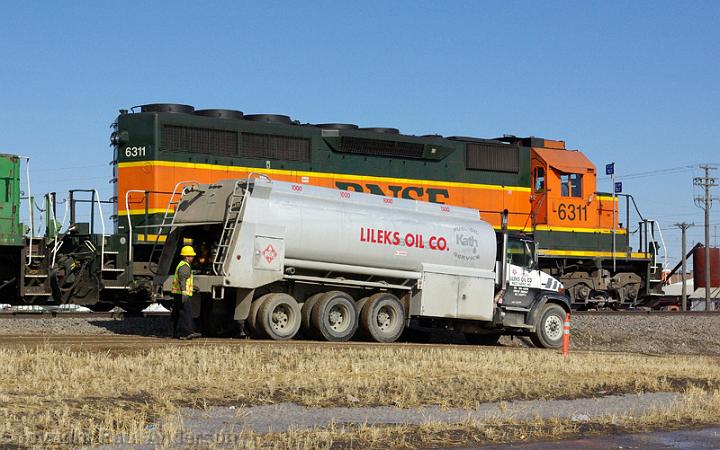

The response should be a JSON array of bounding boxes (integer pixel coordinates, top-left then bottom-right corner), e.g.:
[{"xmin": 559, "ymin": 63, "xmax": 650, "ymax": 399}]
[{"xmin": 180, "ymin": 245, "xmax": 196, "ymax": 257}]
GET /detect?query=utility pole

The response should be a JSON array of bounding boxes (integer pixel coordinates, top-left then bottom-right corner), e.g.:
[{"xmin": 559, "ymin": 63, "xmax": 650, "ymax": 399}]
[
  {"xmin": 694, "ymin": 165, "xmax": 717, "ymax": 311},
  {"xmin": 675, "ymin": 222, "xmax": 693, "ymax": 311}
]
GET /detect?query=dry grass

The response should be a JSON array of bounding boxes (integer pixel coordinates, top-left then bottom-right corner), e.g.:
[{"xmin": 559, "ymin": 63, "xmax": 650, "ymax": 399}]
[{"xmin": 1, "ymin": 343, "xmax": 719, "ymax": 447}]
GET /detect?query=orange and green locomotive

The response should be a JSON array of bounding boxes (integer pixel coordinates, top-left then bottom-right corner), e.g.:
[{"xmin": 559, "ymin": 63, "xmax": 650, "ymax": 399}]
[{"xmin": 113, "ymin": 103, "xmax": 663, "ymax": 309}]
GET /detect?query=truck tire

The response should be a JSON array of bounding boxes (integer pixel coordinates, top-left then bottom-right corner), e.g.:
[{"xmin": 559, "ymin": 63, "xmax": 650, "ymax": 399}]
[
  {"xmin": 310, "ymin": 291, "xmax": 358, "ymax": 342},
  {"xmin": 353, "ymin": 296, "xmax": 370, "ymax": 340},
  {"xmin": 360, "ymin": 293, "xmax": 405, "ymax": 343},
  {"xmin": 247, "ymin": 294, "xmax": 271, "ymax": 339},
  {"xmin": 355, "ymin": 296, "xmax": 370, "ymax": 314},
  {"xmin": 300, "ymin": 293, "xmax": 324, "ymax": 339},
  {"xmin": 257, "ymin": 293, "xmax": 301, "ymax": 340},
  {"xmin": 465, "ymin": 333, "xmax": 501, "ymax": 346},
  {"xmin": 530, "ymin": 303, "xmax": 566, "ymax": 349}
]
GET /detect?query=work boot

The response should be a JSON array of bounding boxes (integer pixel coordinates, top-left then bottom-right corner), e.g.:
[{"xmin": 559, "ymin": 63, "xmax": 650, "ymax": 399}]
[{"xmin": 183, "ymin": 332, "xmax": 202, "ymax": 340}]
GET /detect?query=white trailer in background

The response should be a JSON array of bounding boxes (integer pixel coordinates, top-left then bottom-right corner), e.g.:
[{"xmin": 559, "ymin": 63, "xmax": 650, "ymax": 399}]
[{"xmin": 154, "ymin": 177, "xmax": 570, "ymax": 347}]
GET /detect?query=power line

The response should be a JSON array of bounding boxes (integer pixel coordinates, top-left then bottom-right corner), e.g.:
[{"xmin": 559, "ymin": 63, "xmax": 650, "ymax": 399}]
[{"xmin": 599, "ymin": 164, "xmax": 697, "ymax": 181}]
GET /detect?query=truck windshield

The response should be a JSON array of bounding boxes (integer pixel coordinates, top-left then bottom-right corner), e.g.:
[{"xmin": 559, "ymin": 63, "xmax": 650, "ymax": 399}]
[{"xmin": 506, "ymin": 238, "xmax": 534, "ymax": 268}]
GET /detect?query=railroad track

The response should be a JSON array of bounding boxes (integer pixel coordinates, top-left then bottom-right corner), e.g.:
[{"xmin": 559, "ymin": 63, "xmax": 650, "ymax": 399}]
[
  {"xmin": 574, "ymin": 310, "xmax": 720, "ymax": 317},
  {"xmin": 0, "ymin": 310, "xmax": 171, "ymax": 319},
  {"xmin": 0, "ymin": 311, "xmax": 126, "ymax": 319}
]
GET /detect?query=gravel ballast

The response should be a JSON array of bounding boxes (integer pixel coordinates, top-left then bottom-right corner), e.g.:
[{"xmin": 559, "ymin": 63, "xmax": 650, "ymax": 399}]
[{"xmin": 0, "ymin": 314, "xmax": 718, "ymax": 355}]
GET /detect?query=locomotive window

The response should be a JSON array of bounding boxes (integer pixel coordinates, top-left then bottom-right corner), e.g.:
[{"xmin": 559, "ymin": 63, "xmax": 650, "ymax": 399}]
[
  {"xmin": 534, "ymin": 167, "xmax": 545, "ymax": 192},
  {"xmin": 161, "ymin": 125, "xmax": 238, "ymax": 156},
  {"xmin": 241, "ymin": 133, "xmax": 310, "ymax": 161},
  {"xmin": 466, "ymin": 142, "xmax": 519, "ymax": 173},
  {"xmin": 560, "ymin": 173, "xmax": 583, "ymax": 197}
]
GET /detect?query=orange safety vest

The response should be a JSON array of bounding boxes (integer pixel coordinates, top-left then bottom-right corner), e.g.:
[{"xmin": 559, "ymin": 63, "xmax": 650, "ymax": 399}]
[{"xmin": 171, "ymin": 260, "xmax": 194, "ymax": 296}]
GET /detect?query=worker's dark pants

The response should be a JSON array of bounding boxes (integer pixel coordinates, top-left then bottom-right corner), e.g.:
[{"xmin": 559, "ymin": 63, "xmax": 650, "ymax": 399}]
[{"xmin": 171, "ymin": 294, "xmax": 195, "ymax": 338}]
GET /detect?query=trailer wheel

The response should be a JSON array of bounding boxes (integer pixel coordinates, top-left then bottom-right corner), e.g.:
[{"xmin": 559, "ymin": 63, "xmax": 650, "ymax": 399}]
[
  {"xmin": 247, "ymin": 294, "xmax": 270, "ymax": 339},
  {"xmin": 310, "ymin": 291, "xmax": 358, "ymax": 342},
  {"xmin": 360, "ymin": 293, "xmax": 405, "ymax": 343},
  {"xmin": 300, "ymin": 293, "xmax": 324, "ymax": 339},
  {"xmin": 257, "ymin": 293, "xmax": 301, "ymax": 340},
  {"xmin": 464, "ymin": 333, "xmax": 501, "ymax": 346},
  {"xmin": 530, "ymin": 303, "xmax": 565, "ymax": 349}
]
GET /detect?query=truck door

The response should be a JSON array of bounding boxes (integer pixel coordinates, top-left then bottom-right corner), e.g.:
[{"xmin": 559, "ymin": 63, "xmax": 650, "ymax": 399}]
[
  {"xmin": 530, "ymin": 158, "xmax": 548, "ymax": 228},
  {"xmin": 503, "ymin": 237, "xmax": 541, "ymax": 308}
]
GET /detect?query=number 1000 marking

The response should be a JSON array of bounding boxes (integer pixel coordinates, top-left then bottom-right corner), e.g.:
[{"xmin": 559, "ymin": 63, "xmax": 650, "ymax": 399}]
[
  {"xmin": 557, "ymin": 203, "xmax": 587, "ymax": 221},
  {"xmin": 124, "ymin": 146, "xmax": 146, "ymax": 157}
]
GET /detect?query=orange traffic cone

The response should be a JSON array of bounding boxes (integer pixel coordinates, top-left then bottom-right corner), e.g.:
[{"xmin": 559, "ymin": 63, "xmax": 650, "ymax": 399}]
[{"xmin": 561, "ymin": 313, "xmax": 571, "ymax": 357}]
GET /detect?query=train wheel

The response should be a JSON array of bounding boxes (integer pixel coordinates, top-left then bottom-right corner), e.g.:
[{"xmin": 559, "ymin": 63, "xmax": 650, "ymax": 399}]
[
  {"xmin": 257, "ymin": 293, "xmax": 301, "ymax": 340},
  {"xmin": 360, "ymin": 293, "xmax": 405, "ymax": 343},
  {"xmin": 310, "ymin": 291, "xmax": 358, "ymax": 342},
  {"xmin": 530, "ymin": 303, "xmax": 565, "ymax": 349},
  {"xmin": 300, "ymin": 293, "xmax": 324, "ymax": 339},
  {"xmin": 464, "ymin": 333, "xmax": 501, "ymax": 346},
  {"xmin": 247, "ymin": 294, "xmax": 270, "ymax": 339}
]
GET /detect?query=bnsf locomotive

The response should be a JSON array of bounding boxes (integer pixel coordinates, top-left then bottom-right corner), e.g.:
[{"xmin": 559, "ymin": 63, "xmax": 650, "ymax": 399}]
[{"xmin": 0, "ymin": 103, "xmax": 663, "ymax": 309}]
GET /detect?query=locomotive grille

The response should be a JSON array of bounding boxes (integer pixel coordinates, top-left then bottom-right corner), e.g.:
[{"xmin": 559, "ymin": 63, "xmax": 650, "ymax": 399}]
[
  {"xmin": 466, "ymin": 142, "xmax": 519, "ymax": 173},
  {"xmin": 241, "ymin": 133, "xmax": 310, "ymax": 161},
  {"xmin": 161, "ymin": 125, "xmax": 238, "ymax": 156},
  {"xmin": 340, "ymin": 137, "xmax": 425, "ymax": 159}
]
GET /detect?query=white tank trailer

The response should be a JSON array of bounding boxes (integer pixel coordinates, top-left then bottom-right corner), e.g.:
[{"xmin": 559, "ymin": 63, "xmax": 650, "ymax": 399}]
[{"xmin": 154, "ymin": 177, "xmax": 570, "ymax": 347}]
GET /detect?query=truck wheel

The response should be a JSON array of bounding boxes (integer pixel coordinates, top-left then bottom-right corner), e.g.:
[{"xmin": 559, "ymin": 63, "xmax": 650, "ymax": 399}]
[
  {"xmin": 465, "ymin": 333, "xmax": 501, "ymax": 346},
  {"xmin": 247, "ymin": 294, "xmax": 271, "ymax": 339},
  {"xmin": 310, "ymin": 291, "xmax": 358, "ymax": 342},
  {"xmin": 300, "ymin": 293, "xmax": 324, "ymax": 339},
  {"xmin": 257, "ymin": 293, "xmax": 301, "ymax": 340},
  {"xmin": 530, "ymin": 303, "xmax": 566, "ymax": 349},
  {"xmin": 360, "ymin": 293, "xmax": 405, "ymax": 343}
]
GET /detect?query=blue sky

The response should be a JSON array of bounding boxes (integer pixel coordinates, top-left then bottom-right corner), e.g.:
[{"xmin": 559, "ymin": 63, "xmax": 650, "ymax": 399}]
[{"xmin": 1, "ymin": 1, "xmax": 718, "ymax": 265}]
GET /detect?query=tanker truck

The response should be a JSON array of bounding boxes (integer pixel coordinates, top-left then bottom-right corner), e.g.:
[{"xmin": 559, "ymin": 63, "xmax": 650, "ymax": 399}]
[{"xmin": 152, "ymin": 176, "xmax": 570, "ymax": 348}]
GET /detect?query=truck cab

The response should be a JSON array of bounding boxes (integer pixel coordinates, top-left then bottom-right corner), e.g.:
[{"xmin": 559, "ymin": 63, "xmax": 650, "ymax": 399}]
[{"xmin": 495, "ymin": 233, "xmax": 570, "ymax": 347}]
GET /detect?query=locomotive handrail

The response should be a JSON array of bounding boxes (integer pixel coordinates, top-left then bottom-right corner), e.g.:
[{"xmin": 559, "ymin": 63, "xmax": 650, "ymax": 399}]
[
  {"xmin": 124, "ymin": 182, "xmax": 199, "ymax": 265},
  {"xmin": 66, "ymin": 189, "xmax": 109, "ymax": 270},
  {"xmin": 148, "ymin": 181, "xmax": 200, "ymax": 274},
  {"xmin": 93, "ymin": 189, "xmax": 108, "ymax": 271},
  {"xmin": 20, "ymin": 156, "xmax": 34, "ymax": 266},
  {"xmin": 124, "ymin": 189, "xmax": 146, "ymax": 263},
  {"xmin": 650, "ymin": 219, "xmax": 668, "ymax": 270},
  {"xmin": 49, "ymin": 195, "xmax": 70, "ymax": 268}
]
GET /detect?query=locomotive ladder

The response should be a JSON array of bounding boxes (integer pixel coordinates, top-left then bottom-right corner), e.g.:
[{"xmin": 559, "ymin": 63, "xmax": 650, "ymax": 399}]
[
  {"xmin": 147, "ymin": 181, "xmax": 199, "ymax": 273},
  {"xmin": 212, "ymin": 180, "xmax": 247, "ymax": 277}
]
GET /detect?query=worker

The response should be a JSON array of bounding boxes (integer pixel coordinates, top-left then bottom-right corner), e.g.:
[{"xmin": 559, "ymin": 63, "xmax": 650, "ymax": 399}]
[{"xmin": 171, "ymin": 245, "xmax": 201, "ymax": 340}]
